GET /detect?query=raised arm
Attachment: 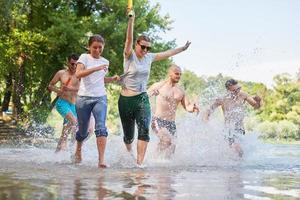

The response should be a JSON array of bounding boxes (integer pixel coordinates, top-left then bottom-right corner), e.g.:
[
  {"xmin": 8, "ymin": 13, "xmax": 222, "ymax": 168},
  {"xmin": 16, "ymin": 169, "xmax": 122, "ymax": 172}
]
[
  {"xmin": 124, "ymin": 11, "xmax": 135, "ymax": 58},
  {"xmin": 75, "ymin": 63, "xmax": 108, "ymax": 79},
  {"xmin": 154, "ymin": 41, "xmax": 191, "ymax": 62}
]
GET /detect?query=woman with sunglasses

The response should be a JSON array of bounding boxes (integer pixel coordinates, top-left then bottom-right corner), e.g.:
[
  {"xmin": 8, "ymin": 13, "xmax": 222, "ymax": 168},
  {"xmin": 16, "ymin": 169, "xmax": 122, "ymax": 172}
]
[{"xmin": 118, "ymin": 10, "xmax": 191, "ymax": 167}]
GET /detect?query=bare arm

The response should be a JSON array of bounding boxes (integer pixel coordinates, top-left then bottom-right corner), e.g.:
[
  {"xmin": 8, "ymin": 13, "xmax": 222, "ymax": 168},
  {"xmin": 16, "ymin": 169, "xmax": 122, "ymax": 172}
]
[
  {"xmin": 104, "ymin": 75, "xmax": 120, "ymax": 83},
  {"xmin": 48, "ymin": 71, "xmax": 63, "ymax": 95},
  {"xmin": 154, "ymin": 41, "xmax": 191, "ymax": 62},
  {"xmin": 61, "ymin": 85, "xmax": 79, "ymax": 92},
  {"xmin": 147, "ymin": 81, "xmax": 167, "ymax": 97},
  {"xmin": 75, "ymin": 63, "xmax": 108, "ymax": 79},
  {"xmin": 124, "ymin": 11, "xmax": 135, "ymax": 58},
  {"xmin": 204, "ymin": 98, "xmax": 223, "ymax": 121},
  {"xmin": 181, "ymin": 93, "xmax": 199, "ymax": 113},
  {"xmin": 245, "ymin": 95, "xmax": 261, "ymax": 109}
]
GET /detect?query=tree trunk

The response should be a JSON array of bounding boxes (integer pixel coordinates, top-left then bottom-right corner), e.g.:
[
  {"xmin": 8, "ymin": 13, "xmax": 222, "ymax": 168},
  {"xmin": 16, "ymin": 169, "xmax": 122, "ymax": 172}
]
[
  {"xmin": 1, "ymin": 74, "xmax": 13, "ymax": 113},
  {"xmin": 12, "ymin": 54, "xmax": 26, "ymax": 119}
]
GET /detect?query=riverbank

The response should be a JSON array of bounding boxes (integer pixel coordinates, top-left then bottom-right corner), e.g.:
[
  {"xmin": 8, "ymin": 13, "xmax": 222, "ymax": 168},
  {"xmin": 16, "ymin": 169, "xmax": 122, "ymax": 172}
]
[{"xmin": 263, "ymin": 138, "xmax": 300, "ymax": 145}]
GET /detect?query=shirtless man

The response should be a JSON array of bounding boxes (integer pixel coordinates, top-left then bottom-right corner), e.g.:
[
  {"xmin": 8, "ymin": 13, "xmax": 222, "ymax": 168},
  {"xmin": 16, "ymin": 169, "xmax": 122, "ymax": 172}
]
[
  {"xmin": 203, "ymin": 79, "xmax": 261, "ymax": 157},
  {"xmin": 48, "ymin": 54, "xmax": 80, "ymax": 152},
  {"xmin": 148, "ymin": 64, "xmax": 199, "ymax": 157}
]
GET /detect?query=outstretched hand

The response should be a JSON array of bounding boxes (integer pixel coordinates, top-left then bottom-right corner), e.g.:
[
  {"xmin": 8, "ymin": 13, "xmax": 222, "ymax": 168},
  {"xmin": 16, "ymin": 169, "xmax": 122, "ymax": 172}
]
[
  {"xmin": 182, "ymin": 41, "xmax": 191, "ymax": 51},
  {"xmin": 112, "ymin": 75, "xmax": 120, "ymax": 82}
]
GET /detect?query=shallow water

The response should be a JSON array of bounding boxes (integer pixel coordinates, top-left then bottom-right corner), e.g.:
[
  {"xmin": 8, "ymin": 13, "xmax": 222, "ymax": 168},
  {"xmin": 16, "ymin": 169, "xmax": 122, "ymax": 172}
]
[{"xmin": 0, "ymin": 117, "xmax": 300, "ymax": 200}]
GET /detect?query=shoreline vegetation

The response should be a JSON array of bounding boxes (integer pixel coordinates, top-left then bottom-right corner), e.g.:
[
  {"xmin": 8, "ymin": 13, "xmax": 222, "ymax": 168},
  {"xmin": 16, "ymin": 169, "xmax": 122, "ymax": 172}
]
[
  {"xmin": 263, "ymin": 138, "xmax": 300, "ymax": 145},
  {"xmin": 0, "ymin": 1, "xmax": 299, "ymax": 144}
]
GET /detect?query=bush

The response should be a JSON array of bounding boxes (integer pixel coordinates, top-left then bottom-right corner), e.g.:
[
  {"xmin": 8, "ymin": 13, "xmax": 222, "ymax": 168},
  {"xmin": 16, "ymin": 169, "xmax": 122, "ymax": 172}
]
[
  {"xmin": 256, "ymin": 121, "xmax": 278, "ymax": 139},
  {"xmin": 255, "ymin": 120, "xmax": 299, "ymax": 140}
]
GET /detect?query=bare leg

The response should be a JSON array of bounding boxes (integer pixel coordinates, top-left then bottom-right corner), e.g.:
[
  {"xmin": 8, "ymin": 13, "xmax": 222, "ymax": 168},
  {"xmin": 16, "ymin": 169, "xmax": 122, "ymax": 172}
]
[
  {"xmin": 55, "ymin": 124, "xmax": 69, "ymax": 152},
  {"xmin": 156, "ymin": 128, "xmax": 174, "ymax": 158},
  {"xmin": 97, "ymin": 136, "xmax": 107, "ymax": 168},
  {"xmin": 56, "ymin": 112, "xmax": 77, "ymax": 152},
  {"xmin": 232, "ymin": 143, "xmax": 243, "ymax": 157},
  {"xmin": 74, "ymin": 141, "xmax": 83, "ymax": 163},
  {"xmin": 137, "ymin": 140, "xmax": 148, "ymax": 165},
  {"xmin": 125, "ymin": 143, "xmax": 132, "ymax": 152}
]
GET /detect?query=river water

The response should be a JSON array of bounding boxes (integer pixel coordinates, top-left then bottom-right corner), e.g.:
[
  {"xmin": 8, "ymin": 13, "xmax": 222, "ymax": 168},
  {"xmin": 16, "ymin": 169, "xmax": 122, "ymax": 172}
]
[{"xmin": 0, "ymin": 117, "xmax": 299, "ymax": 200}]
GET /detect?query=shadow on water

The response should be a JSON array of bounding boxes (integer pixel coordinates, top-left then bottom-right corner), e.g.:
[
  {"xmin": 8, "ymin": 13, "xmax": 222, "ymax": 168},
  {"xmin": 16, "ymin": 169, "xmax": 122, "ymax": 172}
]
[{"xmin": 0, "ymin": 115, "xmax": 300, "ymax": 199}]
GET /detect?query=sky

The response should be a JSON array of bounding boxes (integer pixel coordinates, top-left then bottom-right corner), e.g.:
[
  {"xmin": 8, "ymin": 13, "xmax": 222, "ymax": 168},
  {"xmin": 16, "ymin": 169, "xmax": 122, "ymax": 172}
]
[{"xmin": 149, "ymin": 0, "xmax": 300, "ymax": 87}]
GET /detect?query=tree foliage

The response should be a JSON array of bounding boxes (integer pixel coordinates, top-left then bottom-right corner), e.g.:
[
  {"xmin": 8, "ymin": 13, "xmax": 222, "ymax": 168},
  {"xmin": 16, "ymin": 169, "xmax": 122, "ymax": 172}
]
[{"xmin": 0, "ymin": 0, "xmax": 173, "ymax": 124}]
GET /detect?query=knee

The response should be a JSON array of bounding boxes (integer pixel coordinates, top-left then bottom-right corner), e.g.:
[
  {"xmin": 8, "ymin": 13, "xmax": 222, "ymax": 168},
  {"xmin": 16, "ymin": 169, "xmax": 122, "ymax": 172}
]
[
  {"xmin": 138, "ymin": 133, "xmax": 150, "ymax": 142},
  {"xmin": 95, "ymin": 128, "xmax": 108, "ymax": 137},
  {"xmin": 76, "ymin": 131, "xmax": 88, "ymax": 142},
  {"xmin": 123, "ymin": 136, "xmax": 134, "ymax": 144}
]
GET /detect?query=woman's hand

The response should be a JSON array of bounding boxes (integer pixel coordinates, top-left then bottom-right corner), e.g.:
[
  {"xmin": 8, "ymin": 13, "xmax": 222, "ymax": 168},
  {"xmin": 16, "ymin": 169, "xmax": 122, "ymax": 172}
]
[
  {"xmin": 182, "ymin": 41, "xmax": 191, "ymax": 51},
  {"xmin": 96, "ymin": 64, "xmax": 108, "ymax": 72},
  {"xmin": 112, "ymin": 75, "xmax": 120, "ymax": 82}
]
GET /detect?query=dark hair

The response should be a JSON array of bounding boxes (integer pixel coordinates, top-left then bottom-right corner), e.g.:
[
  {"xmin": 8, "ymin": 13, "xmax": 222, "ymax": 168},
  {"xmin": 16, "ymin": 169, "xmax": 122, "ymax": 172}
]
[
  {"xmin": 225, "ymin": 79, "xmax": 238, "ymax": 89},
  {"xmin": 68, "ymin": 54, "xmax": 79, "ymax": 61},
  {"xmin": 88, "ymin": 34, "xmax": 105, "ymax": 46},
  {"xmin": 136, "ymin": 35, "xmax": 151, "ymax": 43}
]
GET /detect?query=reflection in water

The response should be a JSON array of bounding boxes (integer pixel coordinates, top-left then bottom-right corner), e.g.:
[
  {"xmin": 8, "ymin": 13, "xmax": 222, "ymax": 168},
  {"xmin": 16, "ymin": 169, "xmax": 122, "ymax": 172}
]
[{"xmin": 0, "ymin": 166, "xmax": 300, "ymax": 199}]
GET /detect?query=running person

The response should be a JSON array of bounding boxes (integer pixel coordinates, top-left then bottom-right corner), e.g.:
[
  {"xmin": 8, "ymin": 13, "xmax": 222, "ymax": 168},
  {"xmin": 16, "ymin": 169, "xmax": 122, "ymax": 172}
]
[
  {"xmin": 203, "ymin": 79, "xmax": 261, "ymax": 157},
  {"xmin": 148, "ymin": 64, "xmax": 199, "ymax": 157},
  {"xmin": 48, "ymin": 54, "xmax": 79, "ymax": 152},
  {"xmin": 74, "ymin": 35, "xmax": 119, "ymax": 168},
  {"xmin": 118, "ymin": 10, "xmax": 191, "ymax": 166}
]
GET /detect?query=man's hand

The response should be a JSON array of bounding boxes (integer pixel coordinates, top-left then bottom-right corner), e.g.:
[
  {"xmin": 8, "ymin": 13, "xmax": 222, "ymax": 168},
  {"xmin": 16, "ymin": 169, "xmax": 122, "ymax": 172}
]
[
  {"xmin": 192, "ymin": 103, "xmax": 200, "ymax": 114},
  {"xmin": 112, "ymin": 75, "xmax": 120, "ymax": 82},
  {"xmin": 253, "ymin": 95, "xmax": 262, "ymax": 107},
  {"xmin": 151, "ymin": 89, "xmax": 160, "ymax": 97},
  {"xmin": 253, "ymin": 95, "xmax": 261, "ymax": 103},
  {"xmin": 57, "ymin": 89, "xmax": 64, "ymax": 97}
]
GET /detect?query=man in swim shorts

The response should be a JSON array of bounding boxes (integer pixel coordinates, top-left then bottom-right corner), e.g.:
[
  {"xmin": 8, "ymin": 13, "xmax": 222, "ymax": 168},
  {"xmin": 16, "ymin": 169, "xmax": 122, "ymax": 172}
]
[
  {"xmin": 48, "ymin": 54, "xmax": 80, "ymax": 152},
  {"xmin": 203, "ymin": 79, "xmax": 261, "ymax": 157},
  {"xmin": 148, "ymin": 64, "xmax": 199, "ymax": 157}
]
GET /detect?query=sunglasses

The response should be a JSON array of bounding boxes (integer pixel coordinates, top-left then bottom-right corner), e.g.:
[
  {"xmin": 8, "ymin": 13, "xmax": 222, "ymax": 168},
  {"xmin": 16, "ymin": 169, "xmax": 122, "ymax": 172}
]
[
  {"xmin": 232, "ymin": 86, "xmax": 241, "ymax": 93},
  {"xmin": 70, "ymin": 63, "xmax": 76, "ymax": 66},
  {"xmin": 138, "ymin": 42, "xmax": 151, "ymax": 51}
]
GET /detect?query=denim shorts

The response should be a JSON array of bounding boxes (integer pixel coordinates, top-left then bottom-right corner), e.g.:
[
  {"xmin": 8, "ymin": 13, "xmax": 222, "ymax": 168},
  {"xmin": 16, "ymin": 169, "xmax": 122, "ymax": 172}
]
[
  {"xmin": 55, "ymin": 98, "xmax": 77, "ymax": 124},
  {"xmin": 75, "ymin": 95, "xmax": 108, "ymax": 142}
]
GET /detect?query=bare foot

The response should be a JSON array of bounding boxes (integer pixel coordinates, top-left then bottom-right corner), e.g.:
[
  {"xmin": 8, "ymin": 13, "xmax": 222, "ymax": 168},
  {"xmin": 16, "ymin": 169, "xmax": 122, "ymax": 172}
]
[{"xmin": 98, "ymin": 163, "xmax": 107, "ymax": 168}]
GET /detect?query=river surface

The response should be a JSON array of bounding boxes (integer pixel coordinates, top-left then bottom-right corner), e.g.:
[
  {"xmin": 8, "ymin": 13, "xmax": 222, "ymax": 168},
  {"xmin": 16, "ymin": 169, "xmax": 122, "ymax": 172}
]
[{"xmin": 0, "ymin": 118, "xmax": 299, "ymax": 200}]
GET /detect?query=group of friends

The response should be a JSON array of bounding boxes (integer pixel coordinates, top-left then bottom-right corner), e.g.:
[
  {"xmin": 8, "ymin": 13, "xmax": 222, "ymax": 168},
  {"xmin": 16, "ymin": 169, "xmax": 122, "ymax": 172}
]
[{"xmin": 48, "ymin": 11, "xmax": 261, "ymax": 168}]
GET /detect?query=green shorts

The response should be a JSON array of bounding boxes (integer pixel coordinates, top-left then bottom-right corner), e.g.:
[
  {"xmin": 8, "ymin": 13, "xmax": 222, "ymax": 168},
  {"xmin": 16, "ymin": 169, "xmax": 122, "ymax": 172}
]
[{"xmin": 118, "ymin": 92, "xmax": 151, "ymax": 144}]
